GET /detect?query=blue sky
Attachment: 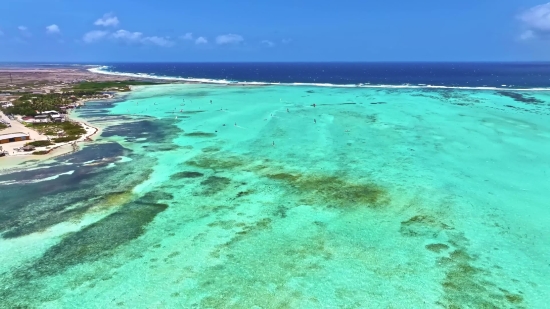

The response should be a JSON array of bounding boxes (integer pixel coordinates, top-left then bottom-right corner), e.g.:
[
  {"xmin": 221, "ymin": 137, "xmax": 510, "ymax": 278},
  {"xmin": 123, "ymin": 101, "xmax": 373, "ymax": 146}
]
[{"xmin": 0, "ymin": 0, "xmax": 549, "ymax": 62}]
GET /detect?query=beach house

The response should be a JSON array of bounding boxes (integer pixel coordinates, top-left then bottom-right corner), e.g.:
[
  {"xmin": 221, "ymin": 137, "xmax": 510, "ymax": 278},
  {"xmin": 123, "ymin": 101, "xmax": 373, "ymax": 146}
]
[
  {"xmin": 0, "ymin": 101, "xmax": 13, "ymax": 108},
  {"xmin": 0, "ymin": 132, "xmax": 30, "ymax": 144}
]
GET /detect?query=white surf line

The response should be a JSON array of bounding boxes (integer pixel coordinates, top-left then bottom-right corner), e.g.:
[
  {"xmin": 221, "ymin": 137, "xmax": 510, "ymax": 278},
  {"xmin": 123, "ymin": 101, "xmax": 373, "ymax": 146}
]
[{"xmin": 88, "ymin": 66, "xmax": 550, "ymax": 92}]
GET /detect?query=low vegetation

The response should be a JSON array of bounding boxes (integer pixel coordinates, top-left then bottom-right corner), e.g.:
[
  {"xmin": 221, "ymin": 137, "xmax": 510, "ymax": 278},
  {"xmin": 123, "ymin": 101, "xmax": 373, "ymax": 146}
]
[
  {"xmin": 52, "ymin": 136, "xmax": 79, "ymax": 143},
  {"xmin": 26, "ymin": 140, "xmax": 53, "ymax": 147},
  {"xmin": 0, "ymin": 123, "xmax": 7, "ymax": 130},
  {"xmin": 4, "ymin": 90, "xmax": 101, "ymax": 116},
  {"xmin": 72, "ymin": 80, "xmax": 158, "ymax": 92},
  {"xmin": 4, "ymin": 80, "xmax": 159, "ymax": 117},
  {"xmin": 33, "ymin": 150, "xmax": 50, "ymax": 155},
  {"xmin": 27, "ymin": 122, "xmax": 86, "ymax": 143}
]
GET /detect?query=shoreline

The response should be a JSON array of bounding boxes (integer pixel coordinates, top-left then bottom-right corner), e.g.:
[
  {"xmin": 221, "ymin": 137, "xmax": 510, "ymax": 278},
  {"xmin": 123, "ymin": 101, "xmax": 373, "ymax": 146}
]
[
  {"xmin": 0, "ymin": 66, "xmax": 158, "ymax": 171},
  {"xmin": 0, "ymin": 97, "xmax": 110, "ymax": 172},
  {"xmin": 88, "ymin": 65, "xmax": 550, "ymax": 91}
]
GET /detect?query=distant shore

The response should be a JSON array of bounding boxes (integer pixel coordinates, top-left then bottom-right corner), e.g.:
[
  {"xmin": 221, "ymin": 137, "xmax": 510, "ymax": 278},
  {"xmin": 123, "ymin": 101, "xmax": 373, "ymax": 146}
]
[{"xmin": 0, "ymin": 66, "xmax": 157, "ymax": 171}]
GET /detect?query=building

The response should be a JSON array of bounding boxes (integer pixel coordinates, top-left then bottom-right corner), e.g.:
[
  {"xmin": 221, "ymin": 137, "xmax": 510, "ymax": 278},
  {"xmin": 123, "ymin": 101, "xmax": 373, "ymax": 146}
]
[
  {"xmin": 0, "ymin": 101, "xmax": 13, "ymax": 108},
  {"xmin": 41, "ymin": 110, "xmax": 61, "ymax": 116},
  {"xmin": 34, "ymin": 114, "xmax": 50, "ymax": 123},
  {"xmin": 0, "ymin": 132, "xmax": 30, "ymax": 144}
]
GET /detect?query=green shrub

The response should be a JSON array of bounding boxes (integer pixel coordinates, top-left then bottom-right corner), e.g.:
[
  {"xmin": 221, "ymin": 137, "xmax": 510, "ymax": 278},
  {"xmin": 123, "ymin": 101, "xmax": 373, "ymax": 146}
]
[
  {"xmin": 61, "ymin": 122, "xmax": 86, "ymax": 136},
  {"xmin": 53, "ymin": 136, "xmax": 79, "ymax": 143},
  {"xmin": 33, "ymin": 150, "xmax": 50, "ymax": 155},
  {"xmin": 26, "ymin": 140, "xmax": 54, "ymax": 147}
]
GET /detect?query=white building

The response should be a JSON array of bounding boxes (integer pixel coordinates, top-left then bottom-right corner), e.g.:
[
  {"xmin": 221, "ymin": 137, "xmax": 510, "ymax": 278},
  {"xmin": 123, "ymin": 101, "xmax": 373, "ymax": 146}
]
[{"xmin": 0, "ymin": 101, "xmax": 13, "ymax": 108}]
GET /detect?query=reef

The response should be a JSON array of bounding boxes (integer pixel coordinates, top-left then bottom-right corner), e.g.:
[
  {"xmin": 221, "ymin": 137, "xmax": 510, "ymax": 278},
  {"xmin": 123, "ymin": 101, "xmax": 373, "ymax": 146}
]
[
  {"xmin": 184, "ymin": 132, "xmax": 217, "ymax": 138},
  {"xmin": 497, "ymin": 91, "xmax": 544, "ymax": 105},
  {"xmin": 170, "ymin": 171, "xmax": 204, "ymax": 179}
]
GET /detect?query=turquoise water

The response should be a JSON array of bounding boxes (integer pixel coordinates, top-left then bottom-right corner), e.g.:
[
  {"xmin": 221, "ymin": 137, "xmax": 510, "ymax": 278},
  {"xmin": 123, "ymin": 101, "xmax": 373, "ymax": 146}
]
[{"xmin": 1, "ymin": 84, "xmax": 549, "ymax": 308}]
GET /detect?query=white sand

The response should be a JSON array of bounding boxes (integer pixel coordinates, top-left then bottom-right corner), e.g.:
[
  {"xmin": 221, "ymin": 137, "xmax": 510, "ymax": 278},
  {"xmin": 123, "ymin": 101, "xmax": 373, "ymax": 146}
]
[{"xmin": 0, "ymin": 110, "xmax": 100, "ymax": 170}]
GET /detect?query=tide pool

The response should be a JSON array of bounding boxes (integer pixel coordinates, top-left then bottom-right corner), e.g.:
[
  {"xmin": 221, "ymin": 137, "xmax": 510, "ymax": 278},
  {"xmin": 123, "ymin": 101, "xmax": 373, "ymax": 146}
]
[{"xmin": 0, "ymin": 84, "xmax": 549, "ymax": 308}]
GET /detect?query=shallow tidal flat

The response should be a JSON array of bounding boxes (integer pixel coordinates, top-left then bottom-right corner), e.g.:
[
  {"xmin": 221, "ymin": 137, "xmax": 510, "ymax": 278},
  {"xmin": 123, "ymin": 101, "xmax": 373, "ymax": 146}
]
[{"xmin": 1, "ymin": 84, "xmax": 549, "ymax": 308}]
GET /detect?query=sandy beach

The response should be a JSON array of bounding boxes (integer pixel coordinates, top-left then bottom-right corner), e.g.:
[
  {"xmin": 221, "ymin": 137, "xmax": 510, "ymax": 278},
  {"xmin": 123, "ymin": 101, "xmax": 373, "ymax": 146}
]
[
  {"xmin": 0, "ymin": 113, "xmax": 102, "ymax": 171},
  {"xmin": 1, "ymin": 106, "xmax": 106, "ymax": 172},
  {"xmin": 0, "ymin": 66, "xmax": 141, "ymax": 170}
]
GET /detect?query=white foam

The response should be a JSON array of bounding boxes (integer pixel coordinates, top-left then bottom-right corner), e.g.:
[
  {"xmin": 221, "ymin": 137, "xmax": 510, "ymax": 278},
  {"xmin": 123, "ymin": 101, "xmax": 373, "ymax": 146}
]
[
  {"xmin": 88, "ymin": 66, "xmax": 550, "ymax": 91},
  {"xmin": 0, "ymin": 170, "xmax": 75, "ymax": 186}
]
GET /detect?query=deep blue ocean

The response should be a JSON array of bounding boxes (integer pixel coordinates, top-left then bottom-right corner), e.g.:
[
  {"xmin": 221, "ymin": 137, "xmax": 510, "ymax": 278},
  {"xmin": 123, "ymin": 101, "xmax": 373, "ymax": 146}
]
[{"xmin": 89, "ymin": 62, "xmax": 550, "ymax": 89}]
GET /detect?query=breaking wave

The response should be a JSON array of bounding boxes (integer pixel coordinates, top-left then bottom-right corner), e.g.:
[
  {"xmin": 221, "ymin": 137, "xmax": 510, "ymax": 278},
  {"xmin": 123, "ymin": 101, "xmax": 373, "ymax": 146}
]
[{"xmin": 88, "ymin": 66, "xmax": 550, "ymax": 91}]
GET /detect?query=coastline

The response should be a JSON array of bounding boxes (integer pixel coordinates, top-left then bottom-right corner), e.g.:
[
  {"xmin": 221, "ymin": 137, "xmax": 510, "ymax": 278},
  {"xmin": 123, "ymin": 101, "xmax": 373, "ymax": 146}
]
[
  {"xmin": 0, "ymin": 95, "xmax": 114, "ymax": 172},
  {"xmin": 1, "ymin": 64, "xmax": 550, "ymax": 307},
  {"xmin": 0, "ymin": 65, "xmax": 165, "ymax": 171},
  {"xmin": 88, "ymin": 65, "xmax": 550, "ymax": 91}
]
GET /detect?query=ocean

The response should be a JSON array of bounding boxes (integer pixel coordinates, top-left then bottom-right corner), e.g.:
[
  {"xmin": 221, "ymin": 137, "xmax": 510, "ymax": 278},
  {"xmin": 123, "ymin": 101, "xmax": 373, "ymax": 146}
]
[
  {"xmin": 1, "ymin": 63, "xmax": 549, "ymax": 308},
  {"xmin": 91, "ymin": 62, "xmax": 550, "ymax": 89}
]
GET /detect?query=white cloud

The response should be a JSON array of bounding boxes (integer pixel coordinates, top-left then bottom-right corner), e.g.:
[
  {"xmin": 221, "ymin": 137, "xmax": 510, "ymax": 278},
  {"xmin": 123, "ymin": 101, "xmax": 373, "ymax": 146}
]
[
  {"xmin": 181, "ymin": 32, "xmax": 193, "ymax": 40},
  {"xmin": 216, "ymin": 34, "xmax": 243, "ymax": 45},
  {"xmin": 46, "ymin": 24, "xmax": 60, "ymax": 34},
  {"xmin": 195, "ymin": 36, "xmax": 208, "ymax": 44},
  {"xmin": 112, "ymin": 29, "xmax": 143, "ymax": 41},
  {"xmin": 142, "ymin": 36, "xmax": 174, "ymax": 47},
  {"xmin": 94, "ymin": 13, "xmax": 119, "ymax": 27},
  {"xmin": 83, "ymin": 30, "xmax": 109, "ymax": 43},
  {"xmin": 83, "ymin": 28, "xmax": 173, "ymax": 47},
  {"xmin": 261, "ymin": 40, "xmax": 275, "ymax": 47},
  {"xmin": 519, "ymin": 3, "xmax": 550, "ymax": 39},
  {"xmin": 111, "ymin": 29, "xmax": 173, "ymax": 47},
  {"xmin": 281, "ymin": 38, "xmax": 292, "ymax": 44},
  {"xmin": 18, "ymin": 26, "xmax": 31, "ymax": 37}
]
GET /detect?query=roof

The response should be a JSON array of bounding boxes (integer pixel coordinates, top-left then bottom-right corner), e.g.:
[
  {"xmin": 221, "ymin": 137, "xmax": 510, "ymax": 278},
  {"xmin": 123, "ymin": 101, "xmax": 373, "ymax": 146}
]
[{"xmin": 0, "ymin": 132, "xmax": 29, "ymax": 140}]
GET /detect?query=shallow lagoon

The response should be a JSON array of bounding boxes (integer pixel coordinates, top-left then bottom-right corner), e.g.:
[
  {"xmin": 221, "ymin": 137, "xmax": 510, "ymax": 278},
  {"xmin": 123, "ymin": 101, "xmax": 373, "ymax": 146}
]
[{"xmin": 1, "ymin": 84, "xmax": 549, "ymax": 308}]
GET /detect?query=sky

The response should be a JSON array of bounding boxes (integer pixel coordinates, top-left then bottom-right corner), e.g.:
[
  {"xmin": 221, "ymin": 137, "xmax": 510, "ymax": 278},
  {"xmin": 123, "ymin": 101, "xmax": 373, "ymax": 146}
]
[{"xmin": 0, "ymin": 0, "xmax": 549, "ymax": 62}]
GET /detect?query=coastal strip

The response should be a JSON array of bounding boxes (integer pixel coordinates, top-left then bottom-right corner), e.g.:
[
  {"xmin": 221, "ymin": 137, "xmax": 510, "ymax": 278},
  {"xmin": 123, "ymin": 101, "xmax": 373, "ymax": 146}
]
[{"xmin": 0, "ymin": 65, "xmax": 166, "ymax": 170}]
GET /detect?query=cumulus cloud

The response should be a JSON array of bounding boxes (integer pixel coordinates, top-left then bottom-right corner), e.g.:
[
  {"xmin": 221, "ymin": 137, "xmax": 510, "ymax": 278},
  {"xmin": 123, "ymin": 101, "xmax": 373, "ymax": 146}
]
[
  {"xmin": 46, "ymin": 24, "xmax": 60, "ymax": 34},
  {"xmin": 112, "ymin": 29, "xmax": 142, "ymax": 41},
  {"xmin": 110, "ymin": 29, "xmax": 174, "ymax": 47},
  {"xmin": 181, "ymin": 32, "xmax": 193, "ymax": 40},
  {"xmin": 261, "ymin": 40, "xmax": 275, "ymax": 47},
  {"xmin": 83, "ymin": 30, "xmax": 109, "ymax": 43},
  {"xmin": 142, "ymin": 36, "xmax": 174, "ymax": 47},
  {"xmin": 18, "ymin": 26, "xmax": 31, "ymax": 37},
  {"xmin": 195, "ymin": 36, "xmax": 208, "ymax": 44},
  {"xmin": 519, "ymin": 3, "xmax": 550, "ymax": 39},
  {"xmin": 83, "ymin": 28, "xmax": 173, "ymax": 47},
  {"xmin": 216, "ymin": 34, "xmax": 243, "ymax": 45},
  {"xmin": 94, "ymin": 13, "xmax": 119, "ymax": 27}
]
